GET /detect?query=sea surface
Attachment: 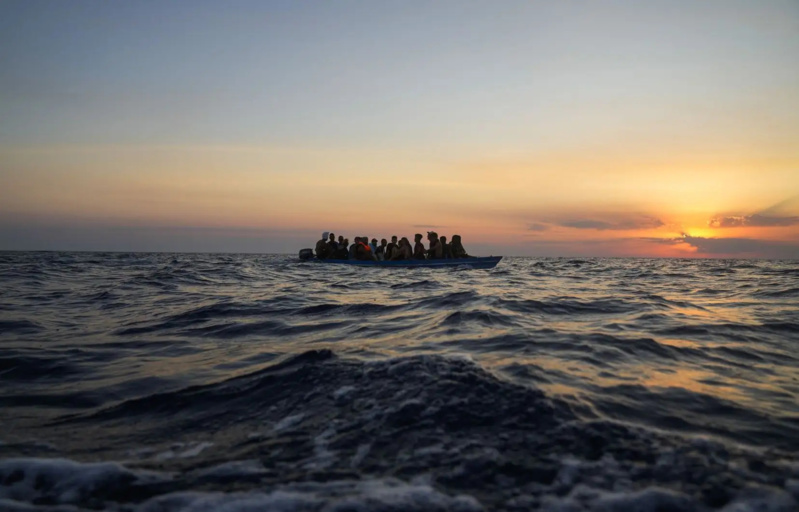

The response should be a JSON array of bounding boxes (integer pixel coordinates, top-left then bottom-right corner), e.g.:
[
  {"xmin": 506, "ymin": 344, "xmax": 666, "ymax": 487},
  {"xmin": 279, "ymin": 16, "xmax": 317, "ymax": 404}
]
[{"xmin": 1, "ymin": 252, "xmax": 798, "ymax": 511}]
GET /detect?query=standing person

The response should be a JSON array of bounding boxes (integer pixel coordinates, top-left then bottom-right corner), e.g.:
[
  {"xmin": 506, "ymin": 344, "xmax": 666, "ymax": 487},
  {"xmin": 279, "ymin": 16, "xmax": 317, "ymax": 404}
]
[
  {"xmin": 316, "ymin": 232, "xmax": 331, "ymax": 260},
  {"xmin": 328, "ymin": 232, "xmax": 338, "ymax": 253},
  {"xmin": 369, "ymin": 238, "xmax": 378, "ymax": 256},
  {"xmin": 338, "ymin": 235, "xmax": 345, "ymax": 248},
  {"xmin": 385, "ymin": 236, "xmax": 398, "ymax": 260},
  {"xmin": 349, "ymin": 237, "xmax": 359, "ymax": 260},
  {"xmin": 376, "ymin": 239, "xmax": 388, "ymax": 261},
  {"xmin": 413, "ymin": 233, "xmax": 426, "ymax": 260},
  {"xmin": 426, "ymin": 231, "xmax": 443, "ymax": 259},
  {"xmin": 451, "ymin": 234, "xmax": 470, "ymax": 258},
  {"xmin": 440, "ymin": 236, "xmax": 452, "ymax": 259}
]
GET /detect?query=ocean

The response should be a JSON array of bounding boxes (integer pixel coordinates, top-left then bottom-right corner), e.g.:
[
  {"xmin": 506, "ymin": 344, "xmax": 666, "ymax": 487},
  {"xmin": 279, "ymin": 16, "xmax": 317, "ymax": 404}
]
[{"xmin": 1, "ymin": 252, "xmax": 798, "ymax": 511}]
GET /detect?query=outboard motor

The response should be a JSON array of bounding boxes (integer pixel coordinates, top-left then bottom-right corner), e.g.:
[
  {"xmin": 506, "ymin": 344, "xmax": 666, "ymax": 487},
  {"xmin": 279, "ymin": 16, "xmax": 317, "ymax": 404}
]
[{"xmin": 298, "ymin": 248, "xmax": 314, "ymax": 261}]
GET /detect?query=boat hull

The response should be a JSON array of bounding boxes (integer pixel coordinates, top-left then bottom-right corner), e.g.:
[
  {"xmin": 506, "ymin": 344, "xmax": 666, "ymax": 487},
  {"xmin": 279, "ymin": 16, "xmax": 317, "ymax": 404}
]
[{"xmin": 313, "ymin": 256, "xmax": 502, "ymax": 269}]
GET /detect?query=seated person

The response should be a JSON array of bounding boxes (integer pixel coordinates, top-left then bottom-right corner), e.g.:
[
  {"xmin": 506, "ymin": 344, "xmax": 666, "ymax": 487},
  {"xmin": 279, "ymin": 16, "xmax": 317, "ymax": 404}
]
[
  {"xmin": 334, "ymin": 238, "xmax": 349, "ymax": 259},
  {"xmin": 426, "ymin": 231, "xmax": 443, "ymax": 259},
  {"xmin": 450, "ymin": 234, "xmax": 470, "ymax": 258},
  {"xmin": 349, "ymin": 237, "xmax": 359, "ymax": 260},
  {"xmin": 376, "ymin": 239, "xmax": 388, "ymax": 261},
  {"xmin": 440, "ymin": 236, "xmax": 452, "ymax": 259},
  {"xmin": 356, "ymin": 237, "xmax": 373, "ymax": 261},
  {"xmin": 385, "ymin": 236, "xmax": 398, "ymax": 260},
  {"xmin": 391, "ymin": 237, "xmax": 412, "ymax": 260},
  {"xmin": 316, "ymin": 231, "xmax": 331, "ymax": 259},
  {"xmin": 413, "ymin": 233, "xmax": 426, "ymax": 260}
]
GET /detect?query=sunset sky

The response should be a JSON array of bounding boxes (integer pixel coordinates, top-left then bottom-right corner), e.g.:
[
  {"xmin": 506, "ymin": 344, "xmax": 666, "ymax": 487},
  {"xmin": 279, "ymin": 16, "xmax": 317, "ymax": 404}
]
[{"xmin": 1, "ymin": 1, "xmax": 798, "ymax": 257}]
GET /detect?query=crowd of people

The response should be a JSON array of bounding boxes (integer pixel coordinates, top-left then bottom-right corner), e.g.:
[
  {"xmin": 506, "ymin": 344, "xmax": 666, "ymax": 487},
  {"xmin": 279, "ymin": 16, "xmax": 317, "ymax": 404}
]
[{"xmin": 314, "ymin": 231, "xmax": 470, "ymax": 261}]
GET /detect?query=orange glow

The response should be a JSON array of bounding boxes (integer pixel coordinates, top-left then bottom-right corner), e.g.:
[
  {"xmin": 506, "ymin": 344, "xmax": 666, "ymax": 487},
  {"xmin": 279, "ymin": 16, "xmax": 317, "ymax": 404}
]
[{"xmin": 1, "ymin": 143, "xmax": 798, "ymax": 256}]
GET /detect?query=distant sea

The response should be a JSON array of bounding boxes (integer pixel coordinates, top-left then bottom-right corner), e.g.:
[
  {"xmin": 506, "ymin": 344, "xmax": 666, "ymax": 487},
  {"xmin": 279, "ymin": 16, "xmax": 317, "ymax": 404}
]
[{"xmin": 1, "ymin": 252, "xmax": 798, "ymax": 511}]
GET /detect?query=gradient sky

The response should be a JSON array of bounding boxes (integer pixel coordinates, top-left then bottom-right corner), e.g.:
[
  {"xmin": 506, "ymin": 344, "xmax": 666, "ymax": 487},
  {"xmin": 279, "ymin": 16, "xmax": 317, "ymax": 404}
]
[{"xmin": 1, "ymin": 1, "xmax": 798, "ymax": 257}]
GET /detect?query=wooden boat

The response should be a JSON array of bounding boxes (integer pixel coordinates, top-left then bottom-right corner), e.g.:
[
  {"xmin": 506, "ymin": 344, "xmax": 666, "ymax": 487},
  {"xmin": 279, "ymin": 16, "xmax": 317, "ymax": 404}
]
[{"xmin": 310, "ymin": 256, "xmax": 502, "ymax": 269}]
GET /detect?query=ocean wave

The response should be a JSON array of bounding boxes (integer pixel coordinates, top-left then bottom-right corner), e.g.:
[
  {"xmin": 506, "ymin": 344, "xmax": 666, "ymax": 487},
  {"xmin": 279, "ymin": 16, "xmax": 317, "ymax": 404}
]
[
  {"xmin": 0, "ymin": 320, "xmax": 43, "ymax": 335},
  {"xmin": 497, "ymin": 297, "xmax": 638, "ymax": 315},
  {"xmin": 3, "ymin": 351, "xmax": 799, "ymax": 511},
  {"xmin": 2, "ymin": 253, "xmax": 799, "ymax": 511}
]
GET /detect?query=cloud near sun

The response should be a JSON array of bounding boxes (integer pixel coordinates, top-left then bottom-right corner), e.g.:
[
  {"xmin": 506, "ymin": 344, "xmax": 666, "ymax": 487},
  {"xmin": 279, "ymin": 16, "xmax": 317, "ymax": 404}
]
[
  {"xmin": 525, "ymin": 215, "xmax": 664, "ymax": 232},
  {"xmin": 653, "ymin": 235, "xmax": 799, "ymax": 260},
  {"xmin": 708, "ymin": 214, "xmax": 799, "ymax": 228}
]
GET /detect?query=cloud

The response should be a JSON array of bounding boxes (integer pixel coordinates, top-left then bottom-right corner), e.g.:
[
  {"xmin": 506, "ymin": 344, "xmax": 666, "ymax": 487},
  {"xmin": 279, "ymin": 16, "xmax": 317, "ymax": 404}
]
[
  {"xmin": 708, "ymin": 214, "xmax": 799, "ymax": 228},
  {"xmin": 637, "ymin": 235, "xmax": 799, "ymax": 259},
  {"xmin": 708, "ymin": 197, "xmax": 799, "ymax": 228},
  {"xmin": 527, "ymin": 223, "xmax": 550, "ymax": 232},
  {"xmin": 680, "ymin": 235, "xmax": 799, "ymax": 259},
  {"xmin": 559, "ymin": 215, "xmax": 664, "ymax": 231},
  {"xmin": 637, "ymin": 236, "xmax": 683, "ymax": 246},
  {"xmin": 759, "ymin": 196, "xmax": 799, "ymax": 216}
]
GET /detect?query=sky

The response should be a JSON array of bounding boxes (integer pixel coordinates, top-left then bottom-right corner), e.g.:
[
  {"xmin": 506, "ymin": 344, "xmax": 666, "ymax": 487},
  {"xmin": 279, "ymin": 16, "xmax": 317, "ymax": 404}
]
[{"xmin": 1, "ymin": 0, "xmax": 798, "ymax": 257}]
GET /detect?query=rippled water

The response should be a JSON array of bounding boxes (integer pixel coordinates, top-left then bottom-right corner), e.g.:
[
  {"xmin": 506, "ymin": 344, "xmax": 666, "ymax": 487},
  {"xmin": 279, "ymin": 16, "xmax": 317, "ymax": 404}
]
[{"xmin": 1, "ymin": 252, "xmax": 798, "ymax": 511}]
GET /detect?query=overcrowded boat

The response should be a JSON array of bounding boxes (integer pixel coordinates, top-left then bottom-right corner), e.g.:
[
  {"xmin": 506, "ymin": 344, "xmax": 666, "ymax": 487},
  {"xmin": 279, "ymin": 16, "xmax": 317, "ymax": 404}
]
[{"xmin": 299, "ymin": 231, "xmax": 502, "ymax": 269}]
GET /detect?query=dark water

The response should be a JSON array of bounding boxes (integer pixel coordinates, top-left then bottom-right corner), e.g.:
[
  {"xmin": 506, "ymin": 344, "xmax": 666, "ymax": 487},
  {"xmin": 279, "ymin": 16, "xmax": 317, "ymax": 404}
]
[{"xmin": 1, "ymin": 252, "xmax": 798, "ymax": 511}]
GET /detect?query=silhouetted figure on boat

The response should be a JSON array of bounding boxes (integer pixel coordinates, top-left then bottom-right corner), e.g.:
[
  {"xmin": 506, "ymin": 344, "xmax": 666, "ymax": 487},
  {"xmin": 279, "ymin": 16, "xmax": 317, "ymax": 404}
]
[
  {"xmin": 316, "ymin": 232, "xmax": 332, "ymax": 259},
  {"xmin": 334, "ymin": 238, "xmax": 349, "ymax": 259},
  {"xmin": 327, "ymin": 232, "xmax": 338, "ymax": 252},
  {"xmin": 376, "ymin": 239, "xmax": 387, "ymax": 261},
  {"xmin": 440, "ymin": 236, "xmax": 452, "ymax": 259},
  {"xmin": 451, "ymin": 234, "xmax": 470, "ymax": 258},
  {"xmin": 348, "ymin": 238, "xmax": 359, "ymax": 260},
  {"xmin": 355, "ymin": 237, "xmax": 373, "ymax": 261},
  {"xmin": 427, "ymin": 231, "xmax": 443, "ymax": 259},
  {"xmin": 391, "ymin": 237, "xmax": 412, "ymax": 260},
  {"xmin": 413, "ymin": 234, "xmax": 426, "ymax": 260},
  {"xmin": 385, "ymin": 236, "xmax": 398, "ymax": 260}
]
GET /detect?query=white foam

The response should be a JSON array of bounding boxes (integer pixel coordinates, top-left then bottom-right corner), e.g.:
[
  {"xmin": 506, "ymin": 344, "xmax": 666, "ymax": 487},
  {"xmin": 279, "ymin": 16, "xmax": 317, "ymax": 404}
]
[
  {"xmin": 273, "ymin": 413, "xmax": 305, "ymax": 432},
  {"xmin": 350, "ymin": 443, "xmax": 371, "ymax": 468},
  {"xmin": 179, "ymin": 442, "xmax": 213, "ymax": 458},
  {"xmin": 136, "ymin": 490, "xmax": 318, "ymax": 512},
  {"xmin": 135, "ymin": 478, "xmax": 483, "ymax": 512},
  {"xmin": 331, "ymin": 478, "xmax": 482, "ymax": 511},
  {"xmin": 414, "ymin": 444, "xmax": 446, "ymax": 457},
  {"xmin": 594, "ymin": 486, "xmax": 695, "ymax": 511},
  {"xmin": 541, "ymin": 485, "xmax": 693, "ymax": 511},
  {"xmin": 553, "ymin": 456, "xmax": 582, "ymax": 487},
  {"xmin": 721, "ymin": 486, "xmax": 797, "ymax": 512},
  {"xmin": 333, "ymin": 385, "xmax": 356, "ymax": 400},
  {"xmin": 195, "ymin": 460, "xmax": 267, "ymax": 479},
  {"xmin": 306, "ymin": 424, "xmax": 337, "ymax": 470},
  {"xmin": 155, "ymin": 441, "xmax": 214, "ymax": 460},
  {"xmin": 538, "ymin": 483, "xmax": 799, "ymax": 512},
  {"xmin": 0, "ymin": 457, "xmax": 168, "ymax": 505}
]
